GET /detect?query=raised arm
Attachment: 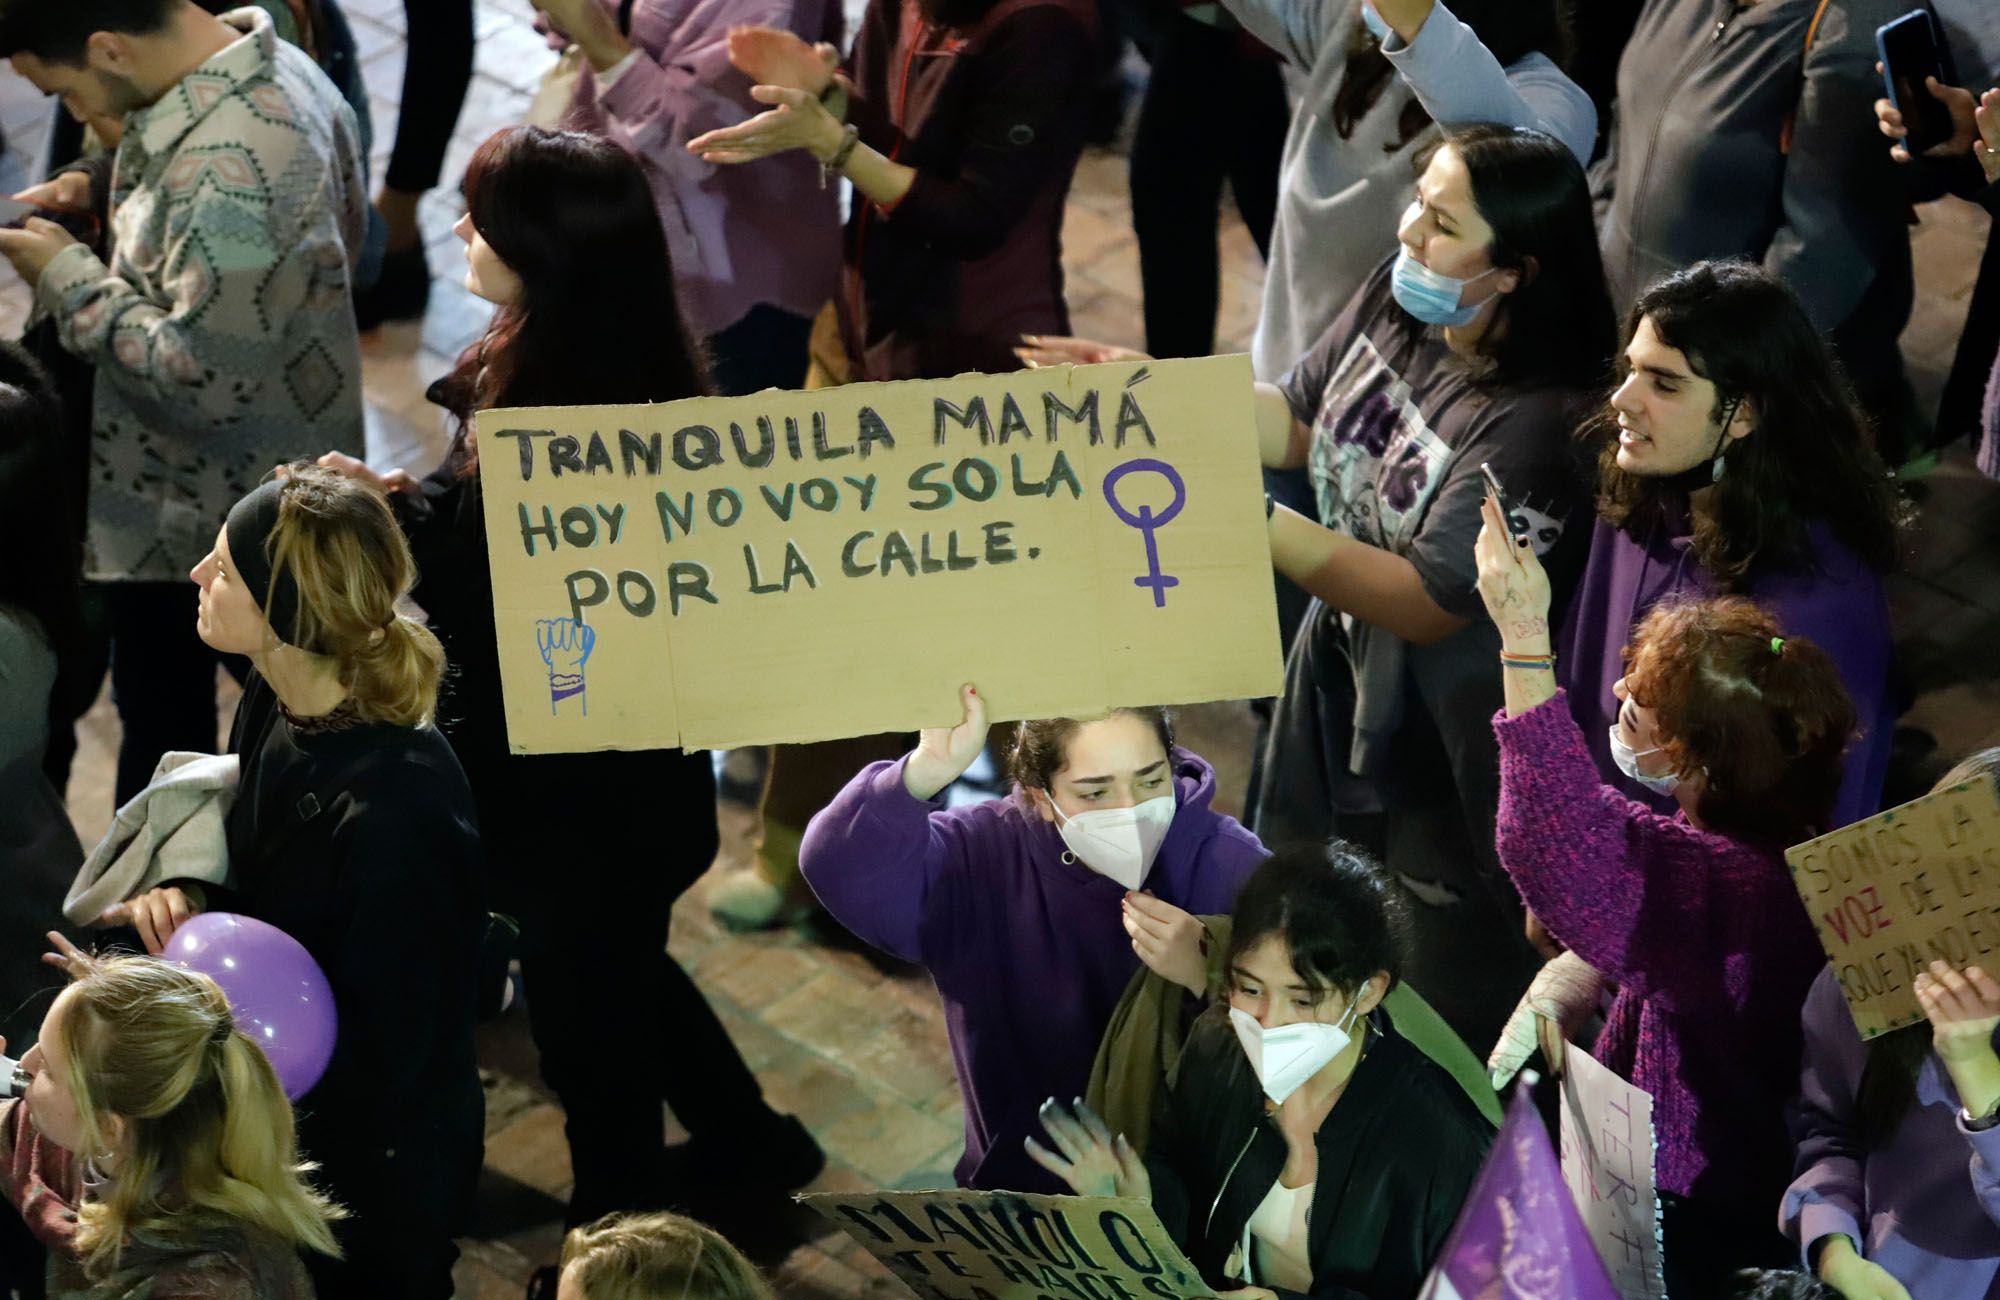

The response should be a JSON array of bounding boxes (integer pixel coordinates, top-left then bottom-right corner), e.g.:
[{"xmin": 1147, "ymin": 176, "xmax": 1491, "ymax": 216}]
[
  {"xmin": 798, "ymin": 684, "xmax": 987, "ymax": 963},
  {"xmin": 1379, "ymin": 0, "xmax": 1596, "ymax": 163}
]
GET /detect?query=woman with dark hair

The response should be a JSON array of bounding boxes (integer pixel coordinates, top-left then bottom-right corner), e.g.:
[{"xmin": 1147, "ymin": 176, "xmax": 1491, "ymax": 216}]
[
  {"xmin": 683, "ymin": 0, "xmax": 1097, "ymax": 381},
  {"xmin": 1561, "ymin": 259, "xmax": 1902, "ymax": 829},
  {"xmin": 1029, "ymin": 843, "xmax": 1493, "ymax": 1300},
  {"xmin": 1783, "ymin": 748, "xmax": 2000, "ymax": 1300},
  {"xmin": 800, "ymin": 684, "xmax": 1265, "ymax": 1192},
  {"xmin": 1216, "ymin": 0, "xmax": 1593, "ymax": 385},
  {"xmin": 1245, "ymin": 126, "xmax": 1611, "ymax": 991},
  {"xmin": 1476, "ymin": 504, "xmax": 1855, "ymax": 1290},
  {"xmin": 316, "ymin": 127, "xmax": 821, "ymax": 1256},
  {"xmin": 0, "ymin": 342, "xmax": 85, "ymax": 1053},
  {"xmin": 1031, "ymin": 130, "xmax": 1615, "ymax": 963}
]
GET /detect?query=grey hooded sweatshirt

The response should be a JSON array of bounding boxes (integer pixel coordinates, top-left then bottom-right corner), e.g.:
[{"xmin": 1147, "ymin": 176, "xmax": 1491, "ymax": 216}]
[{"xmin": 1216, "ymin": 0, "xmax": 1596, "ymax": 380}]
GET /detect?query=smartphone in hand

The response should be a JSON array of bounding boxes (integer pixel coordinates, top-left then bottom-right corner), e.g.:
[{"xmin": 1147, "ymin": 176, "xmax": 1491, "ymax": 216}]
[
  {"xmin": 0, "ymin": 196, "xmax": 100, "ymax": 243},
  {"xmin": 1480, "ymin": 461, "xmax": 1531, "ymax": 545},
  {"xmin": 1877, "ymin": 10, "xmax": 1956, "ymax": 154}
]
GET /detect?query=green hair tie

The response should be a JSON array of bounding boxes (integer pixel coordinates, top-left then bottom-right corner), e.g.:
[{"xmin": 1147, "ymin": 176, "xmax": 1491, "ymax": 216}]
[{"xmin": 1771, "ymin": 637, "xmax": 1785, "ymax": 655}]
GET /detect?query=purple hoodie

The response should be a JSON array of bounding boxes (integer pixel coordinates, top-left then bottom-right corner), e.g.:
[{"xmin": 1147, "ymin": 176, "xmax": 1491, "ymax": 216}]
[
  {"xmin": 1783, "ymin": 968, "xmax": 2000, "ymax": 1298},
  {"xmin": 1558, "ymin": 514, "xmax": 1892, "ymax": 829},
  {"xmin": 800, "ymin": 748, "xmax": 1266, "ymax": 1191}
]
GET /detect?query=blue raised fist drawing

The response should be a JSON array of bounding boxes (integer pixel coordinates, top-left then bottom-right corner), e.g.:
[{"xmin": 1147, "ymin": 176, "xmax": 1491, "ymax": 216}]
[{"xmin": 535, "ymin": 617, "xmax": 597, "ymax": 716}]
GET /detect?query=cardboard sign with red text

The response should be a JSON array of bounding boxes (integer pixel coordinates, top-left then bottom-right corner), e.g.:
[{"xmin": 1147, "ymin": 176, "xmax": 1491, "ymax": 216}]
[{"xmin": 1786, "ymin": 774, "xmax": 2000, "ymax": 1038}]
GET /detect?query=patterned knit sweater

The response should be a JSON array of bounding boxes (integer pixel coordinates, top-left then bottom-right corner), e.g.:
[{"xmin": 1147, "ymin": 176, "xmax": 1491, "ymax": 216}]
[
  {"xmin": 1492, "ymin": 691, "xmax": 1824, "ymax": 1223},
  {"xmin": 37, "ymin": 6, "xmax": 366, "ymax": 583}
]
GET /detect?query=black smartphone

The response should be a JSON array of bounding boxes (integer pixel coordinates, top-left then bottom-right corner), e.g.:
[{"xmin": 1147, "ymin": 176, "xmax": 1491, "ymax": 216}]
[
  {"xmin": 1877, "ymin": 10, "xmax": 1955, "ymax": 155},
  {"xmin": 1480, "ymin": 461, "xmax": 1529, "ymax": 544},
  {"xmin": 0, "ymin": 196, "xmax": 100, "ymax": 243}
]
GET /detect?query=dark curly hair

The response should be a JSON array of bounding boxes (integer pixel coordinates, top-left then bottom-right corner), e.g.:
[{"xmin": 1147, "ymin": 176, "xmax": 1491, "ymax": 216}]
[
  {"xmin": 1224, "ymin": 842, "xmax": 1408, "ymax": 1000},
  {"xmin": 1586, "ymin": 260, "xmax": 1907, "ymax": 587}
]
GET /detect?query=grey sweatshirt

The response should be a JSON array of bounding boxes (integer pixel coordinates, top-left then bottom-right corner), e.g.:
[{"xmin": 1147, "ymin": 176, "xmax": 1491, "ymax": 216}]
[{"xmin": 1217, "ymin": 0, "xmax": 1596, "ymax": 380}]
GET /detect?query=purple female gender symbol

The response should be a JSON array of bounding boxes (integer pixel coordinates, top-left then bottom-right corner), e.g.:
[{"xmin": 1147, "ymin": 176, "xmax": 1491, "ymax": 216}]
[{"xmin": 1102, "ymin": 458, "xmax": 1188, "ymax": 607}]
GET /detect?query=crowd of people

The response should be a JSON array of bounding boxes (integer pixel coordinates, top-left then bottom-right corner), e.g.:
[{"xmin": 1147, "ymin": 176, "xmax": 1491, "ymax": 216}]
[{"xmin": 0, "ymin": 0, "xmax": 1993, "ymax": 1296}]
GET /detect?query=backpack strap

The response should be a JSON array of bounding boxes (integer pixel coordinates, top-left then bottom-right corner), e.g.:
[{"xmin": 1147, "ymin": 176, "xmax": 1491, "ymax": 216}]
[{"xmin": 1778, "ymin": 0, "xmax": 1835, "ymax": 156}]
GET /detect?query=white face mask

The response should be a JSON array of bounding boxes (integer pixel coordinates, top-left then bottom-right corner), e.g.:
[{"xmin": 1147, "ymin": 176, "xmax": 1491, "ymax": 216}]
[
  {"xmin": 1607, "ymin": 724, "xmax": 1680, "ymax": 795},
  {"xmin": 1048, "ymin": 793, "xmax": 1175, "ymax": 891},
  {"xmin": 1229, "ymin": 1000, "xmax": 1362, "ymax": 1105}
]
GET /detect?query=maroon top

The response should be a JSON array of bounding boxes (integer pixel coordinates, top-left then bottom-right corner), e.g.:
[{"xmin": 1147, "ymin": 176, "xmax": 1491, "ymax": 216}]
[{"xmin": 838, "ymin": 0, "xmax": 1097, "ymax": 380}]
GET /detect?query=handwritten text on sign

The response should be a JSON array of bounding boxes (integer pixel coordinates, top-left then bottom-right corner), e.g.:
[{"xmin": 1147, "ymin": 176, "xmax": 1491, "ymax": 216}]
[
  {"xmin": 800, "ymin": 1190, "xmax": 1211, "ymax": 1300},
  {"xmin": 1786, "ymin": 775, "xmax": 2000, "ymax": 1039},
  {"xmin": 1558, "ymin": 1047, "xmax": 1665, "ymax": 1300},
  {"xmin": 476, "ymin": 356, "xmax": 1282, "ymax": 753}
]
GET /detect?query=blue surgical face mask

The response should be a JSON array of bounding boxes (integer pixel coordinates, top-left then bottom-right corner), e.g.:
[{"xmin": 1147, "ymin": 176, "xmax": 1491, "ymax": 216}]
[
  {"xmin": 1390, "ymin": 246, "xmax": 1499, "ymax": 328},
  {"xmin": 1608, "ymin": 724, "xmax": 1680, "ymax": 795},
  {"xmin": 1358, "ymin": 0, "xmax": 1391, "ymax": 42}
]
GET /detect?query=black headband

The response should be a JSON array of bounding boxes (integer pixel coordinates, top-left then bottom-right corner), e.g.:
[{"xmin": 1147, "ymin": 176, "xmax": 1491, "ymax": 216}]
[{"xmin": 223, "ymin": 478, "xmax": 309, "ymax": 649}]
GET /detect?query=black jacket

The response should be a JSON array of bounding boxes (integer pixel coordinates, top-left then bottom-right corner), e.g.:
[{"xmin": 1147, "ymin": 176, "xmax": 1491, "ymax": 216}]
[
  {"xmin": 1148, "ymin": 1005, "xmax": 1492, "ymax": 1300},
  {"xmin": 215, "ymin": 674, "xmax": 485, "ymax": 1294},
  {"xmin": 392, "ymin": 453, "xmax": 717, "ymax": 899}
]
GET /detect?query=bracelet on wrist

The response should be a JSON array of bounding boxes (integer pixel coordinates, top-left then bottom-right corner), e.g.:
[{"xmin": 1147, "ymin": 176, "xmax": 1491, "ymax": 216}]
[
  {"xmin": 1500, "ymin": 650, "xmax": 1557, "ymax": 671},
  {"xmin": 819, "ymin": 124, "xmax": 860, "ymax": 189}
]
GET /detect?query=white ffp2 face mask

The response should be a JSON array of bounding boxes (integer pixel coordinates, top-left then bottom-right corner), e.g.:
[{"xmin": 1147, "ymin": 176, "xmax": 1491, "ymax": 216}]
[
  {"xmin": 1049, "ymin": 793, "xmax": 1175, "ymax": 891},
  {"xmin": 1229, "ymin": 1001, "xmax": 1361, "ymax": 1105}
]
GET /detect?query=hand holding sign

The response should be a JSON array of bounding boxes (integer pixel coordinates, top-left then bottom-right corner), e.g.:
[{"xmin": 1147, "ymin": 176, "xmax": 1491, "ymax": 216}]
[
  {"xmin": 1025, "ymin": 1098, "xmax": 1151, "ymax": 1201},
  {"xmin": 904, "ymin": 683, "xmax": 988, "ymax": 801},
  {"xmin": 1914, "ymin": 960, "xmax": 2000, "ymax": 1123}
]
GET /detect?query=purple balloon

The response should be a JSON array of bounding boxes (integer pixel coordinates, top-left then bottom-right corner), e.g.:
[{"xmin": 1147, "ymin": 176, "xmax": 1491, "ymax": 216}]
[{"xmin": 163, "ymin": 913, "xmax": 337, "ymax": 1101}]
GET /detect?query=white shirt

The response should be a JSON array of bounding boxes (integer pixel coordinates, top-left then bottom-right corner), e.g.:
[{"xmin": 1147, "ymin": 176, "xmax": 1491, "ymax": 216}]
[{"xmin": 1245, "ymin": 1175, "xmax": 1314, "ymax": 1292}]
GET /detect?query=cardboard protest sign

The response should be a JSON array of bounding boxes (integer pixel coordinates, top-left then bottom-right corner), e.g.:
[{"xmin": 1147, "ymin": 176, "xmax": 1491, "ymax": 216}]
[
  {"xmin": 1558, "ymin": 1048, "xmax": 1665, "ymax": 1300},
  {"xmin": 800, "ymin": 1189, "xmax": 1211, "ymax": 1300},
  {"xmin": 474, "ymin": 356, "xmax": 1282, "ymax": 753},
  {"xmin": 1786, "ymin": 774, "xmax": 2000, "ymax": 1039}
]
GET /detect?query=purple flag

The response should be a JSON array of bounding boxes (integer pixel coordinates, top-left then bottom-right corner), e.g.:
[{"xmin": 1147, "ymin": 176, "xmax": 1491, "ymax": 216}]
[{"xmin": 1418, "ymin": 1086, "xmax": 1623, "ymax": 1300}]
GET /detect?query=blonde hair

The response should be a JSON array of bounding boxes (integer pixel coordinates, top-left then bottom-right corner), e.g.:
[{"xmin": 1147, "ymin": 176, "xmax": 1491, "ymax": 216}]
[
  {"xmin": 560, "ymin": 1213, "xmax": 773, "ymax": 1300},
  {"xmin": 262, "ymin": 463, "xmax": 443, "ymax": 725},
  {"xmin": 51, "ymin": 956, "xmax": 345, "ymax": 1275}
]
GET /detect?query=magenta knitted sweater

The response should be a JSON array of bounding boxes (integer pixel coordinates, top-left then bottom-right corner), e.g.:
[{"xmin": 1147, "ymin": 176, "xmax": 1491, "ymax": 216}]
[{"xmin": 1493, "ymin": 692, "xmax": 1824, "ymax": 1221}]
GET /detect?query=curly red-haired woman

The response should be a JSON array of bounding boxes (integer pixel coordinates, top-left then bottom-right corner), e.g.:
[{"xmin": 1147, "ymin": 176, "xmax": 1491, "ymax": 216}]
[{"xmin": 1472, "ymin": 492, "xmax": 1855, "ymax": 1294}]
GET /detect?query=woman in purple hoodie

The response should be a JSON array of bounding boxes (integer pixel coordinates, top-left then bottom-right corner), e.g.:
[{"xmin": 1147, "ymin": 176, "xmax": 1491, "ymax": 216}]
[
  {"xmin": 799, "ymin": 684, "xmax": 1266, "ymax": 1192},
  {"xmin": 1784, "ymin": 748, "xmax": 2000, "ymax": 1300}
]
